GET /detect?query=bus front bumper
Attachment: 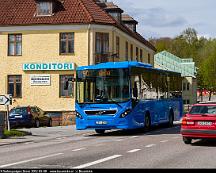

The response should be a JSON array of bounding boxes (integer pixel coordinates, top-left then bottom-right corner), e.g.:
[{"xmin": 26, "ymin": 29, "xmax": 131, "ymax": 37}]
[{"xmin": 76, "ymin": 117, "xmax": 138, "ymax": 130}]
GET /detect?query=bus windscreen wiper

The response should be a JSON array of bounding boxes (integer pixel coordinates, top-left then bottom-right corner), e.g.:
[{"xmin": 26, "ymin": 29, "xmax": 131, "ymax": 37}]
[{"xmin": 108, "ymin": 99, "xmax": 122, "ymax": 108}]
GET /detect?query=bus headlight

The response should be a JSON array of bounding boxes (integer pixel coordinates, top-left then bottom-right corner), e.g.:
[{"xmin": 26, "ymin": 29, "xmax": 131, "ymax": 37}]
[
  {"xmin": 120, "ymin": 109, "xmax": 132, "ymax": 118},
  {"xmin": 76, "ymin": 111, "xmax": 83, "ymax": 119}
]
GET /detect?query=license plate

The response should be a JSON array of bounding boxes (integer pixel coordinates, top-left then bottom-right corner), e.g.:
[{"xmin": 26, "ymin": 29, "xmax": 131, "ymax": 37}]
[
  {"xmin": 197, "ymin": 121, "xmax": 212, "ymax": 126},
  {"xmin": 96, "ymin": 121, "xmax": 108, "ymax": 125}
]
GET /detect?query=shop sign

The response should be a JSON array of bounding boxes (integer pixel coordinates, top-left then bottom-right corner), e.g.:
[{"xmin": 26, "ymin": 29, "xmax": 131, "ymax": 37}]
[
  {"xmin": 30, "ymin": 75, "xmax": 51, "ymax": 86},
  {"xmin": 23, "ymin": 63, "xmax": 74, "ymax": 71}
]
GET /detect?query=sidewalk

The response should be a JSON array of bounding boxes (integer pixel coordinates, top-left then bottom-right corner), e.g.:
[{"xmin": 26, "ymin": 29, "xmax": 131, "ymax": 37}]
[{"xmin": 0, "ymin": 125, "xmax": 87, "ymax": 146}]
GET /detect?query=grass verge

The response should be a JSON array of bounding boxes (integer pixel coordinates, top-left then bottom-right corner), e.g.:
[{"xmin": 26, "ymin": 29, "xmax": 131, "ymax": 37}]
[{"xmin": 3, "ymin": 129, "xmax": 32, "ymax": 138}]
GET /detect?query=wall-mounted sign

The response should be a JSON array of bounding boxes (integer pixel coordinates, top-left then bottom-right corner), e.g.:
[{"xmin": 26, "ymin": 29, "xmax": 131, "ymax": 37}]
[
  {"xmin": 23, "ymin": 63, "xmax": 74, "ymax": 71},
  {"xmin": 30, "ymin": 75, "xmax": 51, "ymax": 86}
]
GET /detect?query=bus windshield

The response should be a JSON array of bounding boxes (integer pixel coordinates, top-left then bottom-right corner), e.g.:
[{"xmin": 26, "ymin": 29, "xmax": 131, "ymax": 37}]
[{"xmin": 76, "ymin": 69, "xmax": 130, "ymax": 104}]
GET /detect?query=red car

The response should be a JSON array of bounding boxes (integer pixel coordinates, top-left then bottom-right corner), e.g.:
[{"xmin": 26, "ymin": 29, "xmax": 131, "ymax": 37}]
[{"xmin": 181, "ymin": 103, "xmax": 216, "ymax": 144}]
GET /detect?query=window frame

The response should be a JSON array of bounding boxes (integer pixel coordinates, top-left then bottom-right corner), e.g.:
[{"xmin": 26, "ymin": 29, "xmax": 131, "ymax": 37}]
[
  {"xmin": 116, "ymin": 36, "xmax": 120, "ymax": 58},
  {"xmin": 140, "ymin": 49, "xmax": 143, "ymax": 62},
  {"xmin": 125, "ymin": 41, "xmax": 129, "ymax": 61},
  {"xmin": 130, "ymin": 44, "xmax": 133, "ymax": 61},
  {"xmin": 148, "ymin": 53, "xmax": 151, "ymax": 64},
  {"xmin": 7, "ymin": 75, "xmax": 22, "ymax": 98},
  {"xmin": 36, "ymin": 1, "xmax": 53, "ymax": 16},
  {"xmin": 8, "ymin": 34, "xmax": 22, "ymax": 56},
  {"xmin": 59, "ymin": 32, "xmax": 75, "ymax": 55},
  {"xmin": 59, "ymin": 75, "xmax": 75, "ymax": 98}
]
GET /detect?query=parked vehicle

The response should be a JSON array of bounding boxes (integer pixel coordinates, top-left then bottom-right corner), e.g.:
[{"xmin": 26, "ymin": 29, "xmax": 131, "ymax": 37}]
[
  {"xmin": 9, "ymin": 106, "xmax": 52, "ymax": 128},
  {"xmin": 181, "ymin": 103, "xmax": 216, "ymax": 144}
]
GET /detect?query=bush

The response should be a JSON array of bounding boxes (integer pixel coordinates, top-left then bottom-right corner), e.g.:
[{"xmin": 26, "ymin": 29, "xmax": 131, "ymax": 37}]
[{"xmin": 3, "ymin": 129, "xmax": 31, "ymax": 138}]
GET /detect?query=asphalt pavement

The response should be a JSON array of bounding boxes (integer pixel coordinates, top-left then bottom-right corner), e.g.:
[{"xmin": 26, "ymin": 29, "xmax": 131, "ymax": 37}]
[{"xmin": 0, "ymin": 122, "xmax": 216, "ymax": 169}]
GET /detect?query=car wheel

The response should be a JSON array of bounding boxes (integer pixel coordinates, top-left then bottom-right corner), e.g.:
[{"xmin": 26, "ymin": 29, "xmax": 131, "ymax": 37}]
[
  {"xmin": 183, "ymin": 137, "xmax": 192, "ymax": 144},
  {"xmin": 35, "ymin": 119, "xmax": 40, "ymax": 128},
  {"xmin": 95, "ymin": 129, "xmax": 105, "ymax": 134},
  {"xmin": 168, "ymin": 110, "xmax": 174, "ymax": 127},
  {"xmin": 48, "ymin": 119, "xmax": 52, "ymax": 127},
  {"xmin": 144, "ymin": 114, "xmax": 151, "ymax": 131}
]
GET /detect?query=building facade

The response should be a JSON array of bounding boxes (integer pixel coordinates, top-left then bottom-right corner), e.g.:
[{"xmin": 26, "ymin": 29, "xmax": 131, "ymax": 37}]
[
  {"xmin": 154, "ymin": 51, "xmax": 197, "ymax": 105},
  {"xmin": 0, "ymin": 0, "xmax": 156, "ymax": 116}
]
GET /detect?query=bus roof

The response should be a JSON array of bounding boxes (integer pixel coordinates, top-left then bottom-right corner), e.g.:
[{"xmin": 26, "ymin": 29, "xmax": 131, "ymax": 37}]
[{"xmin": 76, "ymin": 61, "xmax": 181, "ymax": 76}]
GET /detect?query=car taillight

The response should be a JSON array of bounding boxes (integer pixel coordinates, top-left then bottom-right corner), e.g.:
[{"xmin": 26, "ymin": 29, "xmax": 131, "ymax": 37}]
[
  {"xmin": 182, "ymin": 117, "xmax": 194, "ymax": 126},
  {"xmin": 27, "ymin": 107, "xmax": 31, "ymax": 115}
]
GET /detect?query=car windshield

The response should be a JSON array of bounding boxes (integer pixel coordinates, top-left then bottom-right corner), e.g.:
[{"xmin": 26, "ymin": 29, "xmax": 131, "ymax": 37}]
[
  {"xmin": 10, "ymin": 107, "xmax": 27, "ymax": 115},
  {"xmin": 189, "ymin": 105, "xmax": 216, "ymax": 115}
]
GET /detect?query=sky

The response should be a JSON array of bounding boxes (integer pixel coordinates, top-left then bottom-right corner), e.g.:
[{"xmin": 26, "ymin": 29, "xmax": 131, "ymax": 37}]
[{"xmin": 112, "ymin": 0, "xmax": 216, "ymax": 39}]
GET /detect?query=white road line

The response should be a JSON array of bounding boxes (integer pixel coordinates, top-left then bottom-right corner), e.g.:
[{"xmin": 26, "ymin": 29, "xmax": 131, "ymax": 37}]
[
  {"xmin": 115, "ymin": 139, "xmax": 124, "ymax": 142},
  {"xmin": 130, "ymin": 136, "xmax": 139, "ymax": 139},
  {"xmin": 145, "ymin": 144, "xmax": 156, "ymax": 148},
  {"xmin": 160, "ymin": 140, "xmax": 169, "ymax": 143},
  {"xmin": 0, "ymin": 153, "xmax": 64, "ymax": 168},
  {"xmin": 24, "ymin": 142, "xmax": 34, "ymax": 145},
  {"xmin": 73, "ymin": 155, "xmax": 122, "ymax": 169},
  {"xmin": 127, "ymin": 149, "xmax": 141, "ymax": 153},
  {"xmin": 173, "ymin": 136, "xmax": 181, "ymax": 139},
  {"xmin": 72, "ymin": 148, "xmax": 86, "ymax": 152}
]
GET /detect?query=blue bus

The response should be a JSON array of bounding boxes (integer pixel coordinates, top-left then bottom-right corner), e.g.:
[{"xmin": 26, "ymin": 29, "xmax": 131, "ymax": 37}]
[{"xmin": 75, "ymin": 61, "xmax": 183, "ymax": 134}]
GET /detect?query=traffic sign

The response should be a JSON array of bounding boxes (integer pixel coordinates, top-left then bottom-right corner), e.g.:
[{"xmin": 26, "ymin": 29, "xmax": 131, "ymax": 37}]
[{"xmin": 0, "ymin": 95, "xmax": 10, "ymax": 105}]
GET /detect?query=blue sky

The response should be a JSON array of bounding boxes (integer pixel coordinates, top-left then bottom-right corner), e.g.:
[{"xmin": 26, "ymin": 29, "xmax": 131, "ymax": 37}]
[{"xmin": 112, "ymin": 0, "xmax": 216, "ymax": 39}]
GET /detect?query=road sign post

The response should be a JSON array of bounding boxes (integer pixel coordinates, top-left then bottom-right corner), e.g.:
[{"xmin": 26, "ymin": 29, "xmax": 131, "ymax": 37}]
[{"xmin": 0, "ymin": 95, "xmax": 12, "ymax": 131}]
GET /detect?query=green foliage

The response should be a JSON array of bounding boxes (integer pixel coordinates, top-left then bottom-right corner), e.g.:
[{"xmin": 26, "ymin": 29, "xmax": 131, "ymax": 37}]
[
  {"xmin": 150, "ymin": 27, "xmax": 216, "ymax": 93},
  {"xmin": 3, "ymin": 129, "xmax": 31, "ymax": 138}
]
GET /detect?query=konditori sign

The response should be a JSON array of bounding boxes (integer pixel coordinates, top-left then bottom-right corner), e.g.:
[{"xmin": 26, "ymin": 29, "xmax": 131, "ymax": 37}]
[{"xmin": 23, "ymin": 63, "xmax": 75, "ymax": 71}]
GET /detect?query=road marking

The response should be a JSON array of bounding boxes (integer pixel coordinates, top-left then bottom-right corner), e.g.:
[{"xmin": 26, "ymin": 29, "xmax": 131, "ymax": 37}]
[
  {"xmin": 130, "ymin": 136, "xmax": 139, "ymax": 139},
  {"xmin": 160, "ymin": 140, "xmax": 169, "ymax": 143},
  {"xmin": 0, "ymin": 153, "xmax": 64, "ymax": 168},
  {"xmin": 73, "ymin": 155, "xmax": 122, "ymax": 169},
  {"xmin": 173, "ymin": 136, "xmax": 181, "ymax": 139},
  {"xmin": 72, "ymin": 148, "xmax": 86, "ymax": 152},
  {"xmin": 24, "ymin": 142, "xmax": 34, "ymax": 145},
  {"xmin": 145, "ymin": 144, "xmax": 156, "ymax": 148},
  {"xmin": 127, "ymin": 149, "xmax": 141, "ymax": 153}
]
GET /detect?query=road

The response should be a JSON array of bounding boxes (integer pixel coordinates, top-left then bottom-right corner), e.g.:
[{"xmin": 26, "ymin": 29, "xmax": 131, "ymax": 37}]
[{"xmin": 0, "ymin": 125, "xmax": 216, "ymax": 169}]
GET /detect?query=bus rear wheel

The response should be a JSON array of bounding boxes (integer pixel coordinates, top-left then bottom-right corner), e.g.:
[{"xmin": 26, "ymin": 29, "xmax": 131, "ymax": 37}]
[
  {"xmin": 168, "ymin": 110, "xmax": 174, "ymax": 127},
  {"xmin": 95, "ymin": 129, "xmax": 105, "ymax": 134},
  {"xmin": 144, "ymin": 114, "xmax": 151, "ymax": 131}
]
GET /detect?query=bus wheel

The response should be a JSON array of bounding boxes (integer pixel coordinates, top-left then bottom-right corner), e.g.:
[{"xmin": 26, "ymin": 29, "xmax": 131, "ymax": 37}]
[
  {"xmin": 95, "ymin": 129, "xmax": 105, "ymax": 134},
  {"xmin": 144, "ymin": 114, "xmax": 151, "ymax": 131},
  {"xmin": 168, "ymin": 110, "xmax": 174, "ymax": 127}
]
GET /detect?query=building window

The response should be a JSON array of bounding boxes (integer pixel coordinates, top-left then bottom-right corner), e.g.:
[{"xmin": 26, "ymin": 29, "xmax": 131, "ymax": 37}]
[
  {"xmin": 130, "ymin": 44, "xmax": 133, "ymax": 61},
  {"xmin": 8, "ymin": 75, "xmax": 22, "ymax": 98},
  {"xmin": 109, "ymin": 12, "xmax": 121, "ymax": 22},
  {"xmin": 60, "ymin": 75, "xmax": 74, "ymax": 98},
  {"xmin": 116, "ymin": 36, "xmax": 120, "ymax": 58},
  {"xmin": 8, "ymin": 34, "xmax": 22, "ymax": 56},
  {"xmin": 140, "ymin": 49, "xmax": 143, "ymax": 62},
  {"xmin": 95, "ymin": 32, "xmax": 109, "ymax": 63},
  {"xmin": 60, "ymin": 33, "xmax": 74, "ymax": 54},
  {"xmin": 125, "ymin": 41, "xmax": 129, "ymax": 61},
  {"xmin": 136, "ymin": 47, "xmax": 139, "ymax": 61},
  {"xmin": 187, "ymin": 83, "xmax": 190, "ymax": 91},
  {"xmin": 148, "ymin": 53, "xmax": 151, "ymax": 64},
  {"xmin": 183, "ymin": 83, "xmax": 186, "ymax": 91},
  {"xmin": 37, "ymin": 1, "xmax": 53, "ymax": 16}
]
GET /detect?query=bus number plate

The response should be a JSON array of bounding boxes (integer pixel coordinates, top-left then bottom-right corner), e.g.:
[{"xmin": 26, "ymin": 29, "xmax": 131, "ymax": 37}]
[{"xmin": 96, "ymin": 121, "xmax": 108, "ymax": 125}]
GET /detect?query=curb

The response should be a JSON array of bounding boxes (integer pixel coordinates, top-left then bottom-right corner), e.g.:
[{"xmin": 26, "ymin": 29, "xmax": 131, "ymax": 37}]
[{"xmin": 0, "ymin": 140, "xmax": 34, "ymax": 146}]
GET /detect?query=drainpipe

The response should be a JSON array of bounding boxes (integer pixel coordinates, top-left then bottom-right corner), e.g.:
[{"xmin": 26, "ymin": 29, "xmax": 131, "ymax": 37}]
[{"xmin": 88, "ymin": 24, "xmax": 91, "ymax": 65}]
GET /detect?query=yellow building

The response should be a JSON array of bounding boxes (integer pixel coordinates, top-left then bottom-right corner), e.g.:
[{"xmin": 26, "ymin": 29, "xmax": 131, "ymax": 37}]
[{"xmin": 0, "ymin": 0, "xmax": 156, "ymax": 120}]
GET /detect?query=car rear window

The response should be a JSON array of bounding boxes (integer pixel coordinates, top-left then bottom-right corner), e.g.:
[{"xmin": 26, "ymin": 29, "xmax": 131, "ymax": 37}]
[
  {"xmin": 189, "ymin": 105, "xmax": 216, "ymax": 115},
  {"xmin": 10, "ymin": 108, "xmax": 27, "ymax": 115}
]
